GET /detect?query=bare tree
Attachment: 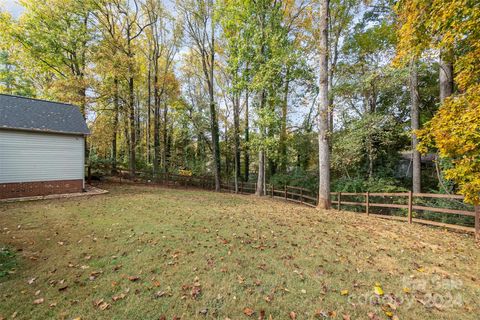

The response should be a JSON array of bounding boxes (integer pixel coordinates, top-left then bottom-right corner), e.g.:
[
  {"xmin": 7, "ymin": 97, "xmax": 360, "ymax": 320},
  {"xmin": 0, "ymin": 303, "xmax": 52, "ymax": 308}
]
[
  {"xmin": 144, "ymin": 0, "xmax": 180, "ymax": 175},
  {"xmin": 180, "ymin": 0, "xmax": 221, "ymax": 191},
  {"xmin": 93, "ymin": 0, "xmax": 154, "ymax": 177}
]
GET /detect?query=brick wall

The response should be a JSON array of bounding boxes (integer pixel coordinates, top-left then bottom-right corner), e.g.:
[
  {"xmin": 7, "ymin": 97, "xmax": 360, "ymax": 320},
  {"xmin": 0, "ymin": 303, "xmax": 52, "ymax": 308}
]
[{"xmin": 0, "ymin": 179, "xmax": 83, "ymax": 199}]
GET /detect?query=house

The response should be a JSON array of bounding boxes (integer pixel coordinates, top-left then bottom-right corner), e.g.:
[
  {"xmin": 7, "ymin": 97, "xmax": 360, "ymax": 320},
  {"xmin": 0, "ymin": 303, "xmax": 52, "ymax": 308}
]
[
  {"xmin": 0, "ymin": 94, "xmax": 90, "ymax": 199},
  {"xmin": 396, "ymin": 151, "xmax": 436, "ymax": 178}
]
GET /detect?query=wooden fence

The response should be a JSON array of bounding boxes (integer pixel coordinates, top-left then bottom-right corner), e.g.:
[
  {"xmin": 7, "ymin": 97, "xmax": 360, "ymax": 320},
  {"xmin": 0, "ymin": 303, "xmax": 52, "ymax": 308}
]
[
  {"xmin": 331, "ymin": 191, "xmax": 479, "ymax": 238},
  {"xmin": 88, "ymin": 167, "xmax": 480, "ymax": 240},
  {"xmin": 104, "ymin": 169, "xmax": 319, "ymax": 207}
]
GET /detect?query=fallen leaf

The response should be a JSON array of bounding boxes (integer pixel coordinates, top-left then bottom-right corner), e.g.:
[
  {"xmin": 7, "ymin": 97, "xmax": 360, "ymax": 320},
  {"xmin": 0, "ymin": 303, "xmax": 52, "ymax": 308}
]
[
  {"xmin": 314, "ymin": 310, "xmax": 328, "ymax": 318},
  {"xmin": 112, "ymin": 293, "xmax": 126, "ymax": 301},
  {"xmin": 340, "ymin": 289, "xmax": 349, "ymax": 296},
  {"xmin": 373, "ymin": 284, "xmax": 384, "ymax": 296},
  {"xmin": 259, "ymin": 310, "xmax": 265, "ymax": 320},
  {"xmin": 328, "ymin": 311, "xmax": 337, "ymax": 317},
  {"xmin": 58, "ymin": 285, "xmax": 68, "ymax": 292},
  {"xmin": 191, "ymin": 285, "xmax": 202, "ymax": 299},
  {"xmin": 99, "ymin": 302, "xmax": 110, "ymax": 310},
  {"xmin": 289, "ymin": 311, "xmax": 296, "ymax": 319},
  {"xmin": 128, "ymin": 276, "xmax": 140, "ymax": 282},
  {"xmin": 33, "ymin": 298, "xmax": 44, "ymax": 305},
  {"xmin": 243, "ymin": 308, "xmax": 254, "ymax": 317},
  {"xmin": 367, "ymin": 312, "xmax": 380, "ymax": 320}
]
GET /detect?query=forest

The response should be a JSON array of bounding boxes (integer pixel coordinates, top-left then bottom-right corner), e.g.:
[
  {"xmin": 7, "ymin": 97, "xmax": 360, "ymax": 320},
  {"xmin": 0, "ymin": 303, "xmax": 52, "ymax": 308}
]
[{"xmin": 0, "ymin": 0, "xmax": 479, "ymax": 207}]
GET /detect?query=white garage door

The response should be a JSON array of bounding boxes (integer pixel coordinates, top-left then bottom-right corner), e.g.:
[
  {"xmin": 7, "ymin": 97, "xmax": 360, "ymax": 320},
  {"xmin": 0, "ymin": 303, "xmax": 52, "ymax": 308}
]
[{"xmin": 0, "ymin": 129, "xmax": 84, "ymax": 183}]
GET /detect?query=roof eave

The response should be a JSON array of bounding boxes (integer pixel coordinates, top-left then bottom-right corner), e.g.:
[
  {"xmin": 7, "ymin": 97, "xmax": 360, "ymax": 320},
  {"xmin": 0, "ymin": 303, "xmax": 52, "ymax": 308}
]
[{"xmin": 0, "ymin": 126, "xmax": 90, "ymax": 136}]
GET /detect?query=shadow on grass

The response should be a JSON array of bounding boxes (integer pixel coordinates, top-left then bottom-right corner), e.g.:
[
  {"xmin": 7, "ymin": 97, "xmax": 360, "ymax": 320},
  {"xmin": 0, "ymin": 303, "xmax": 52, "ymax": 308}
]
[{"xmin": 0, "ymin": 247, "xmax": 16, "ymax": 279}]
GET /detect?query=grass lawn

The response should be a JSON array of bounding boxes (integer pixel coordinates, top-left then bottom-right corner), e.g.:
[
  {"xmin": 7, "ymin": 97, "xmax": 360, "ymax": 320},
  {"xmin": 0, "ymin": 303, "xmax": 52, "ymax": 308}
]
[{"xmin": 1, "ymin": 184, "xmax": 479, "ymax": 320}]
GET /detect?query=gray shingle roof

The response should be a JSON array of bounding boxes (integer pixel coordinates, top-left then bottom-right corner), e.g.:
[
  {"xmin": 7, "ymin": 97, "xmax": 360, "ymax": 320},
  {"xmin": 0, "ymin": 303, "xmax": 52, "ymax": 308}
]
[{"xmin": 0, "ymin": 94, "xmax": 90, "ymax": 135}]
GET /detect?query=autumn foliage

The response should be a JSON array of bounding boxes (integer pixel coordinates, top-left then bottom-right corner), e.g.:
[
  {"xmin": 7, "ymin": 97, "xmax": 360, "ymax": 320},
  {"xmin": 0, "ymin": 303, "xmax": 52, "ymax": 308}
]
[{"xmin": 396, "ymin": 0, "xmax": 480, "ymax": 204}]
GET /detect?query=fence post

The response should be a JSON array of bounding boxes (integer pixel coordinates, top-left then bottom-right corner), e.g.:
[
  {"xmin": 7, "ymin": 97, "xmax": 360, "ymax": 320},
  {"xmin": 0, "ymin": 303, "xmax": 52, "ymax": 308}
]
[
  {"xmin": 337, "ymin": 192, "xmax": 341, "ymax": 210},
  {"xmin": 365, "ymin": 192, "xmax": 369, "ymax": 215},
  {"xmin": 475, "ymin": 205, "xmax": 479, "ymax": 240},
  {"xmin": 300, "ymin": 188, "xmax": 303, "ymax": 204},
  {"xmin": 284, "ymin": 185, "xmax": 287, "ymax": 201},
  {"xmin": 408, "ymin": 191, "xmax": 413, "ymax": 224},
  {"xmin": 240, "ymin": 181, "xmax": 243, "ymax": 193},
  {"xmin": 271, "ymin": 184, "xmax": 274, "ymax": 198}
]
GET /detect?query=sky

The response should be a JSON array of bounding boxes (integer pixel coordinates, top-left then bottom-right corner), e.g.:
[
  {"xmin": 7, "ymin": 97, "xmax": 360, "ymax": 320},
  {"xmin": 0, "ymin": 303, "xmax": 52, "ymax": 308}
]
[{"xmin": 1, "ymin": 0, "xmax": 24, "ymax": 17}]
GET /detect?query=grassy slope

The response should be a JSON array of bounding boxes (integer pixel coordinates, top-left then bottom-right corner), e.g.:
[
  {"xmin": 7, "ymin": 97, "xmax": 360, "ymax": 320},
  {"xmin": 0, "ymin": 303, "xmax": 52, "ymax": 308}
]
[{"xmin": 0, "ymin": 184, "xmax": 479, "ymax": 320}]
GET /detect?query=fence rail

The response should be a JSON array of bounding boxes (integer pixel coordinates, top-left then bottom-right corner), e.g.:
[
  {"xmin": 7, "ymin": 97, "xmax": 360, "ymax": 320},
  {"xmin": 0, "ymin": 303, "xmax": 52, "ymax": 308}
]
[
  {"xmin": 87, "ymin": 166, "xmax": 480, "ymax": 240},
  {"xmin": 331, "ymin": 191, "xmax": 479, "ymax": 238}
]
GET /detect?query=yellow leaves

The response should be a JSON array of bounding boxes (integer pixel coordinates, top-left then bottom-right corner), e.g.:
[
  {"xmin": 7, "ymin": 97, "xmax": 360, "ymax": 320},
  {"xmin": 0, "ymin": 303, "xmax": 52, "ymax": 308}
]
[
  {"xmin": 397, "ymin": 0, "xmax": 480, "ymax": 204},
  {"xmin": 340, "ymin": 289, "xmax": 349, "ymax": 296},
  {"xmin": 417, "ymin": 85, "xmax": 480, "ymax": 204},
  {"xmin": 178, "ymin": 169, "xmax": 192, "ymax": 176},
  {"xmin": 373, "ymin": 283, "xmax": 384, "ymax": 296}
]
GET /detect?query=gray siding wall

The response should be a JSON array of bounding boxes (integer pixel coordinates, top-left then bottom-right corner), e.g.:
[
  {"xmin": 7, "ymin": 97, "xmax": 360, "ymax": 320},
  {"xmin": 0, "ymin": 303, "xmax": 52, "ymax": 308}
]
[{"xmin": 0, "ymin": 129, "xmax": 84, "ymax": 183}]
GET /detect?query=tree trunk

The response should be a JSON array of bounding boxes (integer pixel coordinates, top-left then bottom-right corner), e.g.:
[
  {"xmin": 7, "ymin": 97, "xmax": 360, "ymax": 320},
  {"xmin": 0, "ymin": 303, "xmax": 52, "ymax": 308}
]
[
  {"xmin": 128, "ymin": 75, "xmax": 136, "ymax": 177},
  {"xmin": 435, "ymin": 50, "xmax": 454, "ymax": 190},
  {"xmin": 225, "ymin": 125, "xmax": 230, "ymax": 177},
  {"xmin": 146, "ymin": 58, "xmax": 152, "ymax": 165},
  {"xmin": 78, "ymin": 85, "xmax": 89, "ymax": 162},
  {"xmin": 210, "ymin": 97, "xmax": 221, "ymax": 191},
  {"xmin": 410, "ymin": 59, "xmax": 421, "ymax": 193},
  {"xmin": 279, "ymin": 69, "xmax": 290, "ymax": 173},
  {"xmin": 111, "ymin": 78, "xmax": 119, "ymax": 174},
  {"xmin": 439, "ymin": 50, "xmax": 453, "ymax": 103},
  {"xmin": 162, "ymin": 102, "xmax": 169, "ymax": 172},
  {"xmin": 153, "ymin": 58, "xmax": 161, "ymax": 175},
  {"xmin": 124, "ymin": 109, "xmax": 130, "ymax": 160},
  {"xmin": 317, "ymin": 0, "xmax": 331, "ymax": 209},
  {"xmin": 256, "ymin": 150, "xmax": 265, "ymax": 196},
  {"xmin": 255, "ymin": 90, "xmax": 266, "ymax": 196},
  {"xmin": 209, "ymin": 19, "xmax": 221, "ymax": 192},
  {"xmin": 233, "ymin": 94, "xmax": 241, "ymax": 192},
  {"xmin": 367, "ymin": 138, "xmax": 374, "ymax": 180},
  {"xmin": 244, "ymin": 89, "xmax": 250, "ymax": 182}
]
